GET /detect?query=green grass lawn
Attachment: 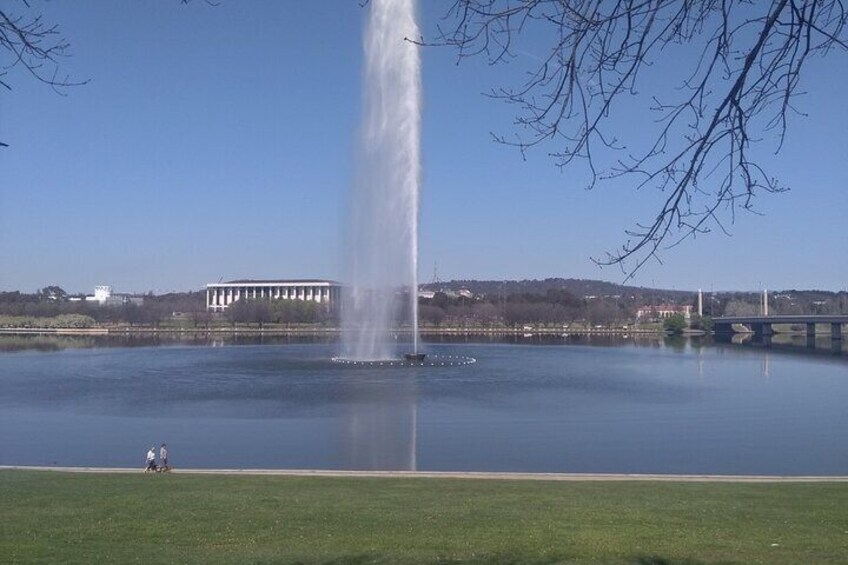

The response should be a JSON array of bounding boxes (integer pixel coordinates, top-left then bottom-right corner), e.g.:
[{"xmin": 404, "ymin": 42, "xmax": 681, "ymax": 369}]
[{"xmin": 1, "ymin": 470, "xmax": 846, "ymax": 564}]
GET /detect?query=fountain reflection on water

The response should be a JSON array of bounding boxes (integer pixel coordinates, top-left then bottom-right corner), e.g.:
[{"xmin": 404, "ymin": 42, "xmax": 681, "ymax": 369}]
[
  {"xmin": 342, "ymin": 374, "xmax": 418, "ymax": 470},
  {"xmin": 341, "ymin": 0, "xmax": 422, "ymax": 362}
]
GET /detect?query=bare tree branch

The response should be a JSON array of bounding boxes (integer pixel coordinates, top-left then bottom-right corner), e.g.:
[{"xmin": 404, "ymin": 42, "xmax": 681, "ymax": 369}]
[
  {"xmin": 424, "ymin": 0, "xmax": 847, "ymax": 279},
  {"xmin": 0, "ymin": 3, "xmax": 88, "ymax": 93},
  {"xmin": 0, "ymin": 0, "xmax": 90, "ymax": 148},
  {"xmin": 1, "ymin": 0, "xmax": 216, "ymax": 148}
]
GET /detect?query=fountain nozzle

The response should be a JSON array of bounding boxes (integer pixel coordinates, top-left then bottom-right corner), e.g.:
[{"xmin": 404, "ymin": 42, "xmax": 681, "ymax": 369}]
[{"xmin": 403, "ymin": 352, "xmax": 426, "ymax": 362}]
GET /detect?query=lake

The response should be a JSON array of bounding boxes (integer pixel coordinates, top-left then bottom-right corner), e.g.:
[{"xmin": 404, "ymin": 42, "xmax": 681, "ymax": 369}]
[{"xmin": 1, "ymin": 334, "xmax": 846, "ymax": 475}]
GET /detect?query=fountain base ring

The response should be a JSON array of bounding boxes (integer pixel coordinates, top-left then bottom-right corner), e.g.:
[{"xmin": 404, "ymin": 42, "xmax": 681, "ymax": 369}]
[{"xmin": 331, "ymin": 354, "xmax": 476, "ymax": 368}]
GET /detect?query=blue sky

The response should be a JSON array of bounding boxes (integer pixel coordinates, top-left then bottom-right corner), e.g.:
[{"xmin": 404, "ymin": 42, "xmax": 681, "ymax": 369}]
[{"xmin": 2, "ymin": 1, "xmax": 846, "ymax": 294}]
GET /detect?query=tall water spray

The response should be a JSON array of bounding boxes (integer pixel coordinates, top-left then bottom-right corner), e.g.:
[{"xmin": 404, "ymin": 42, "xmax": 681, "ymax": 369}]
[{"xmin": 342, "ymin": 0, "xmax": 421, "ymax": 361}]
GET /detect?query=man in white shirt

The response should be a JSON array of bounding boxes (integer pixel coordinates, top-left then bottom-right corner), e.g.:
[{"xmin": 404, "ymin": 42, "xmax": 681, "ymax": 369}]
[{"xmin": 145, "ymin": 446, "xmax": 156, "ymax": 472}]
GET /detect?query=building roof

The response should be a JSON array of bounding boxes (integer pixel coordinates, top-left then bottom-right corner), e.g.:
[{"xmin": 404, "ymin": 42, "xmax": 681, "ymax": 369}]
[{"xmin": 208, "ymin": 279, "xmax": 341, "ymax": 287}]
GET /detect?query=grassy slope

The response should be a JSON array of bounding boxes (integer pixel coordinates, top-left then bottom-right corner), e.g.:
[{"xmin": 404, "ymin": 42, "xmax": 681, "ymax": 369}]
[{"xmin": 1, "ymin": 471, "xmax": 846, "ymax": 564}]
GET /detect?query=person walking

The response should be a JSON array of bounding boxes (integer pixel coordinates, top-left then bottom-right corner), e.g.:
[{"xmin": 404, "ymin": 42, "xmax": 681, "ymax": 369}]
[
  {"xmin": 159, "ymin": 443, "xmax": 169, "ymax": 471},
  {"xmin": 145, "ymin": 446, "xmax": 157, "ymax": 472}
]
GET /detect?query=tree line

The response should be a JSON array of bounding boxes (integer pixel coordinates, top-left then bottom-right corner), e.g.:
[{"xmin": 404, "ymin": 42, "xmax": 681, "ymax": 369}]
[
  {"xmin": 419, "ymin": 289, "xmax": 628, "ymax": 328},
  {"xmin": 1, "ymin": 285, "xmax": 845, "ymax": 329},
  {"xmin": 223, "ymin": 298, "xmax": 338, "ymax": 329},
  {"xmin": 0, "ymin": 289, "xmax": 204, "ymax": 327}
]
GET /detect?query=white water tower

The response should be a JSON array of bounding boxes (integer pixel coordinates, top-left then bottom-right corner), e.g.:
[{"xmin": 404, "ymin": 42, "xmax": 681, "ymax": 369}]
[{"xmin": 93, "ymin": 285, "xmax": 112, "ymax": 303}]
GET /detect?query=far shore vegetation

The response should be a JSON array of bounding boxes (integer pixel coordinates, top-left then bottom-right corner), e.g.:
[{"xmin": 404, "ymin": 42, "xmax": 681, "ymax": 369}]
[
  {"xmin": 2, "ymin": 470, "xmax": 846, "ymax": 564},
  {"xmin": 2, "ymin": 281, "xmax": 846, "ymax": 332}
]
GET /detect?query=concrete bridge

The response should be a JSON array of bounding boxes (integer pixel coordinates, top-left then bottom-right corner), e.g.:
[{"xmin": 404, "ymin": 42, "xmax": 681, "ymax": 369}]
[{"xmin": 713, "ymin": 315, "xmax": 847, "ymax": 340}]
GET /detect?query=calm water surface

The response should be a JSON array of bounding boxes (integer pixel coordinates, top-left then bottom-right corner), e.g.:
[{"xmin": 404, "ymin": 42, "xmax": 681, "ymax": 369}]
[{"xmin": 1, "ymin": 336, "xmax": 846, "ymax": 475}]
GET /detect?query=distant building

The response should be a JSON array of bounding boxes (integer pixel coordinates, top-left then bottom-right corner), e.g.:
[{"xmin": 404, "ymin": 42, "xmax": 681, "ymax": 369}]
[
  {"xmin": 417, "ymin": 287, "xmax": 473, "ymax": 300},
  {"xmin": 206, "ymin": 279, "xmax": 341, "ymax": 312},
  {"xmin": 636, "ymin": 304, "xmax": 693, "ymax": 320},
  {"xmin": 79, "ymin": 285, "xmax": 144, "ymax": 306},
  {"xmin": 87, "ymin": 286, "xmax": 112, "ymax": 303}
]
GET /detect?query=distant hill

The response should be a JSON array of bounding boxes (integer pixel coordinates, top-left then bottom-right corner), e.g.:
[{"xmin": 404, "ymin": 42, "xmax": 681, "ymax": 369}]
[
  {"xmin": 419, "ymin": 278, "xmax": 848, "ymax": 314},
  {"xmin": 420, "ymin": 278, "xmax": 693, "ymax": 301}
]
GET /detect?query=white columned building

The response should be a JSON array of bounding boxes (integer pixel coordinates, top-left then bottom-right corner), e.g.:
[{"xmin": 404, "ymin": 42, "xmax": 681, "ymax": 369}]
[{"xmin": 206, "ymin": 280, "xmax": 341, "ymax": 312}]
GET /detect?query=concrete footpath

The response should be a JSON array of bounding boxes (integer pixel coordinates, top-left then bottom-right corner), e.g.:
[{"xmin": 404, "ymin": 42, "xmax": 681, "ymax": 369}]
[{"xmin": 3, "ymin": 465, "xmax": 847, "ymax": 483}]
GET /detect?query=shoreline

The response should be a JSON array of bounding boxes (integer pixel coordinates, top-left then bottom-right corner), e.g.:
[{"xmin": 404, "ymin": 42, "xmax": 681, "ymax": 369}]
[
  {"xmin": 0, "ymin": 327, "xmax": 665, "ymax": 336},
  {"xmin": 3, "ymin": 465, "xmax": 847, "ymax": 482}
]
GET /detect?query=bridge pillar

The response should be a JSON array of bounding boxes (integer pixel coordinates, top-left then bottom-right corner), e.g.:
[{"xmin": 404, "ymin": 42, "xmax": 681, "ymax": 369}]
[
  {"xmin": 806, "ymin": 333, "xmax": 817, "ymax": 349},
  {"xmin": 806, "ymin": 322, "xmax": 816, "ymax": 338},
  {"xmin": 751, "ymin": 322, "xmax": 773, "ymax": 337},
  {"xmin": 832, "ymin": 323, "xmax": 843, "ymax": 341}
]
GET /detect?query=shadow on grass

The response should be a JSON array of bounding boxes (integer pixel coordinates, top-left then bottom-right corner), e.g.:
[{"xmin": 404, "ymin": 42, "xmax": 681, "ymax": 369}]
[
  {"xmin": 285, "ymin": 556, "xmax": 379, "ymax": 565},
  {"xmin": 281, "ymin": 556, "xmax": 727, "ymax": 565},
  {"xmin": 632, "ymin": 556, "xmax": 723, "ymax": 565},
  {"xmin": 279, "ymin": 554, "xmax": 574, "ymax": 565}
]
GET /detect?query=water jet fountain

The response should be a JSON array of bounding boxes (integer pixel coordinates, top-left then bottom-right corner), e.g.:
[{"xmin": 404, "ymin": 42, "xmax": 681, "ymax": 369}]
[
  {"xmin": 339, "ymin": 0, "xmax": 423, "ymax": 363},
  {"xmin": 333, "ymin": 0, "xmax": 478, "ymax": 369}
]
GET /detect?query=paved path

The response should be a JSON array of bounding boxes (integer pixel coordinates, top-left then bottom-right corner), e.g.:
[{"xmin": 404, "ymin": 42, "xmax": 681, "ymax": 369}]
[{"xmin": 3, "ymin": 465, "xmax": 847, "ymax": 483}]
